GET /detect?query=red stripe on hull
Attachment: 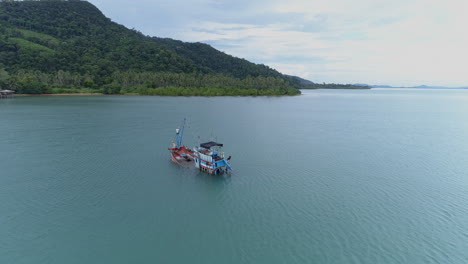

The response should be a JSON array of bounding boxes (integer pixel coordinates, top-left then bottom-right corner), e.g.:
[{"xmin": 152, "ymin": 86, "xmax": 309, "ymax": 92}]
[{"xmin": 170, "ymin": 146, "xmax": 194, "ymax": 167}]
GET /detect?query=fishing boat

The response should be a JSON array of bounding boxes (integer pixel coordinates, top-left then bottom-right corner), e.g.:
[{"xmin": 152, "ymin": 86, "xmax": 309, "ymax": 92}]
[
  {"xmin": 168, "ymin": 119, "xmax": 233, "ymax": 174},
  {"xmin": 168, "ymin": 118, "xmax": 194, "ymax": 166},
  {"xmin": 192, "ymin": 141, "xmax": 233, "ymax": 175}
]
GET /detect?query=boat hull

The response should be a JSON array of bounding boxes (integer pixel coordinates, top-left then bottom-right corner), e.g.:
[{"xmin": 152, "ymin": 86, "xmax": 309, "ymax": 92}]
[{"xmin": 169, "ymin": 146, "xmax": 194, "ymax": 167}]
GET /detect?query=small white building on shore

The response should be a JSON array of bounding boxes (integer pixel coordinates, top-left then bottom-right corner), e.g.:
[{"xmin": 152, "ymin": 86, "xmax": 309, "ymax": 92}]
[{"xmin": 0, "ymin": 89, "xmax": 15, "ymax": 99}]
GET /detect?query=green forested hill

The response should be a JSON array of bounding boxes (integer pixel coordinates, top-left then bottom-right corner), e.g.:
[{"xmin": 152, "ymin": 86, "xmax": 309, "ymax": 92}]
[
  {"xmin": 0, "ymin": 0, "xmax": 300, "ymax": 95},
  {"xmin": 151, "ymin": 38, "xmax": 284, "ymax": 79}
]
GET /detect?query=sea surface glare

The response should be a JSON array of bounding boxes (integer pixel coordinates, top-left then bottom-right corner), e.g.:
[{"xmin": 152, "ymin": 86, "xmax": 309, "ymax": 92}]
[{"xmin": 1, "ymin": 89, "xmax": 468, "ymax": 263}]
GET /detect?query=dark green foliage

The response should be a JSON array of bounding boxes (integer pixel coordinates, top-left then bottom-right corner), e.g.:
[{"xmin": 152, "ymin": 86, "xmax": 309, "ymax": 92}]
[
  {"xmin": 0, "ymin": 66, "xmax": 9, "ymax": 87},
  {"xmin": 8, "ymin": 70, "xmax": 299, "ymax": 95},
  {"xmin": 152, "ymin": 38, "xmax": 286, "ymax": 79},
  {"xmin": 102, "ymin": 82, "xmax": 121, "ymax": 94},
  {"xmin": 15, "ymin": 79, "xmax": 50, "ymax": 94}
]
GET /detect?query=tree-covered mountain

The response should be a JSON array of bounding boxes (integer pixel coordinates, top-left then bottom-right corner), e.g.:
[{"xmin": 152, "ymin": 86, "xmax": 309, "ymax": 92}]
[
  {"xmin": 0, "ymin": 0, "xmax": 300, "ymax": 95},
  {"xmin": 0, "ymin": 0, "xmax": 367, "ymax": 95}
]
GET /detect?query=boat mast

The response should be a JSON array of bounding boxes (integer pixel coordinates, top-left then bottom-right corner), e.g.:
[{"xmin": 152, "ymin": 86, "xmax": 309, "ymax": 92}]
[{"xmin": 175, "ymin": 118, "xmax": 186, "ymax": 148}]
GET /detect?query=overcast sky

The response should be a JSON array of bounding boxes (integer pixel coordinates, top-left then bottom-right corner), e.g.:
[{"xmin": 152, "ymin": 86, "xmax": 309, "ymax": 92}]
[{"xmin": 89, "ymin": 0, "xmax": 467, "ymax": 86}]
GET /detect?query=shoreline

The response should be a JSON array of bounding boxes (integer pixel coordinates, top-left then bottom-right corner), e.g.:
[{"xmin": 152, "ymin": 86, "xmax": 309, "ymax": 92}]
[
  {"xmin": 12, "ymin": 92, "xmax": 300, "ymax": 97},
  {"xmin": 14, "ymin": 93, "xmax": 104, "ymax": 96}
]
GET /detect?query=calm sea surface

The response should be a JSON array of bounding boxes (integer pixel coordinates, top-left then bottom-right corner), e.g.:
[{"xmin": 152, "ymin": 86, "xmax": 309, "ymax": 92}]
[{"xmin": 1, "ymin": 89, "xmax": 468, "ymax": 263}]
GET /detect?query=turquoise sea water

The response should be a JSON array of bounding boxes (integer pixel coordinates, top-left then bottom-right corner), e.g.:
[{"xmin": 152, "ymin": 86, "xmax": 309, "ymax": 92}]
[{"xmin": 1, "ymin": 89, "xmax": 468, "ymax": 263}]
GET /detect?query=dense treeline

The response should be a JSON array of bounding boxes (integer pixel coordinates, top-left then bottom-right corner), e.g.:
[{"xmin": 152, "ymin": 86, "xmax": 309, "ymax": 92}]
[{"xmin": 6, "ymin": 70, "xmax": 298, "ymax": 95}]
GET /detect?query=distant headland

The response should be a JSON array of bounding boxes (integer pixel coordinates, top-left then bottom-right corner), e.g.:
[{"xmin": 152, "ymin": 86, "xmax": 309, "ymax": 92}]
[{"xmin": 355, "ymin": 84, "xmax": 468, "ymax": 89}]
